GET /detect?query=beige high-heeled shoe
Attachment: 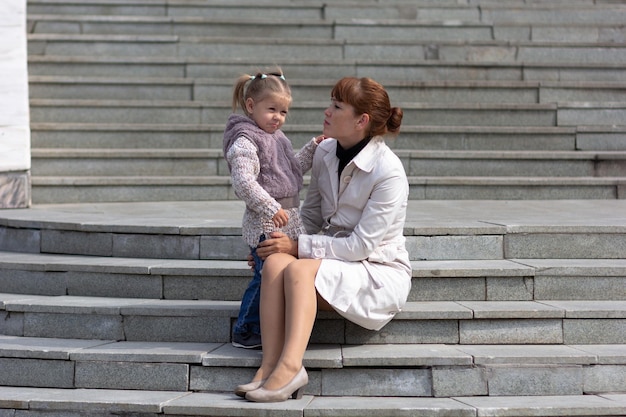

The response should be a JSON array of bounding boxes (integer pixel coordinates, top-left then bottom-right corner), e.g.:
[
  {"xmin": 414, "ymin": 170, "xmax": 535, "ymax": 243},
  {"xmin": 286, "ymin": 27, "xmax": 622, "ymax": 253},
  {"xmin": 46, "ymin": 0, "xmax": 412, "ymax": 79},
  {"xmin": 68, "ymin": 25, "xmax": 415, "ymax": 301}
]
[
  {"xmin": 234, "ymin": 379, "xmax": 266, "ymax": 398},
  {"xmin": 245, "ymin": 367, "xmax": 308, "ymax": 403}
]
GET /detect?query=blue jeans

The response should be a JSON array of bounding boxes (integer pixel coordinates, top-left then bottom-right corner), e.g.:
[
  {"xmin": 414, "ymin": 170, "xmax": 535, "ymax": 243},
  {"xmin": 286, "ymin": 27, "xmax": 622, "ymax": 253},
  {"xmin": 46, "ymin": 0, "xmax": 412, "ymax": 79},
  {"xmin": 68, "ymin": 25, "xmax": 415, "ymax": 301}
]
[{"xmin": 232, "ymin": 236, "xmax": 265, "ymax": 336}]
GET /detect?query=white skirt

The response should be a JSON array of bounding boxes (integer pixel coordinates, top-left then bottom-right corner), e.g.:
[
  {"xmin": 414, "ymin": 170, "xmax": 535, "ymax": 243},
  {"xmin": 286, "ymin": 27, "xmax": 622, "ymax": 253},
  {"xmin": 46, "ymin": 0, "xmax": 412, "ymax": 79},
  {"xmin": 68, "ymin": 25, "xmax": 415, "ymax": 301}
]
[{"xmin": 314, "ymin": 258, "xmax": 411, "ymax": 331}]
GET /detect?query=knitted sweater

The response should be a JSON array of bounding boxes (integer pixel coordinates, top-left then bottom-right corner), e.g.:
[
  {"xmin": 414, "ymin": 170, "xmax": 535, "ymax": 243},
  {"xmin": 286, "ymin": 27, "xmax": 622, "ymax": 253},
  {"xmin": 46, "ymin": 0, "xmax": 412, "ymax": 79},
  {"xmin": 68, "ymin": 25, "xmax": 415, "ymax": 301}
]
[{"xmin": 223, "ymin": 113, "xmax": 318, "ymax": 247}]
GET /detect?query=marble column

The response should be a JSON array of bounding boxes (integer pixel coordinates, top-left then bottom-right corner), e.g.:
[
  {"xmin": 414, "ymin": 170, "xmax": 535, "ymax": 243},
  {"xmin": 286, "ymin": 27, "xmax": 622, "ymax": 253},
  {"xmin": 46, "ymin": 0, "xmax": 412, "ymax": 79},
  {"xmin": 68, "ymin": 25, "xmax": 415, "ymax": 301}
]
[{"xmin": 0, "ymin": 0, "xmax": 30, "ymax": 208}]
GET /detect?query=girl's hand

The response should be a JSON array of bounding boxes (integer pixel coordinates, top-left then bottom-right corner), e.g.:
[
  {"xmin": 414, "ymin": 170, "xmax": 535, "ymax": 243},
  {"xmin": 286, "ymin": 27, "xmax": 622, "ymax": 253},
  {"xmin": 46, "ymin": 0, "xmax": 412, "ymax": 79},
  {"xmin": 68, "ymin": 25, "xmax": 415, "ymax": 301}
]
[
  {"xmin": 314, "ymin": 134, "xmax": 327, "ymax": 144},
  {"xmin": 272, "ymin": 208, "xmax": 289, "ymax": 228},
  {"xmin": 256, "ymin": 231, "xmax": 298, "ymax": 259}
]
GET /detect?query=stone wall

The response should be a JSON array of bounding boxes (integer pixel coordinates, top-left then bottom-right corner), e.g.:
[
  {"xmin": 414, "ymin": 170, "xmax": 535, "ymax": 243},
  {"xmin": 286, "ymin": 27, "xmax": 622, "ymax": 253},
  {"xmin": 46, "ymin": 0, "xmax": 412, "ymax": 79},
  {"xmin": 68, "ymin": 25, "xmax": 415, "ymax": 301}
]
[{"xmin": 0, "ymin": 0, "xmax": 30, "ymax": 208}]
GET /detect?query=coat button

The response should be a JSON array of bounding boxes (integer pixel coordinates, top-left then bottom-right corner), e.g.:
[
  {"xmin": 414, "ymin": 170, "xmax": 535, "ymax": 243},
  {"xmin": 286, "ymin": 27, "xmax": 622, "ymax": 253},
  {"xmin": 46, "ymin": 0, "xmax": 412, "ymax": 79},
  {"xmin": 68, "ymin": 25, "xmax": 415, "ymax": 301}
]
[
  {"xmin": 313, "ymin": 248, "xmax": 325, "ymax": 257},
  {"xmin": 343, "ymin": 176, "xmax": 351, "ymax": 183}
]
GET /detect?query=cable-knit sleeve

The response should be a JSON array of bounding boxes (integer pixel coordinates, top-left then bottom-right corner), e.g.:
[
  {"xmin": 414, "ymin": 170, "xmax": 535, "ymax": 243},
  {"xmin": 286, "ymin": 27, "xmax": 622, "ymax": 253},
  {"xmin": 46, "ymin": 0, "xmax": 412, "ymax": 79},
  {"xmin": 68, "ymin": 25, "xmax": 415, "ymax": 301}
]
[
  {"xmin": 226, "ymin": 136, "xmax": 281, "ymax": 219},
  {"xmin": 294, "ymin": 137, "xmax": 319, "ymax": 174}
]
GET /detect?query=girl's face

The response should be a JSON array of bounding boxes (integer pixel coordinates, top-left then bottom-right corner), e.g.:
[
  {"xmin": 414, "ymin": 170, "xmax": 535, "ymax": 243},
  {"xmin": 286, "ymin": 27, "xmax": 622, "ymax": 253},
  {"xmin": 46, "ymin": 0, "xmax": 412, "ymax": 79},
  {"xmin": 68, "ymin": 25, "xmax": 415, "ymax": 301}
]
[
  {"xmin": 245, "ymin": 93, "xmax": 291, "ymax": 134},
  {"xmin": 323, "ymin": 98, "xmax": 368, "ymax": 148}
]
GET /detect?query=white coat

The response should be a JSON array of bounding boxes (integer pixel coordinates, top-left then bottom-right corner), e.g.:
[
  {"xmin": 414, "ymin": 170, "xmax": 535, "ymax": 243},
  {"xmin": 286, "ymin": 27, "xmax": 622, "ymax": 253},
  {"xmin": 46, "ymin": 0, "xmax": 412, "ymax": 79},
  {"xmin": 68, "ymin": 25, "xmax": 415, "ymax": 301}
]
[{"xmin": 298, "ymin": 137, "xmax": 412, "ymax": 330}]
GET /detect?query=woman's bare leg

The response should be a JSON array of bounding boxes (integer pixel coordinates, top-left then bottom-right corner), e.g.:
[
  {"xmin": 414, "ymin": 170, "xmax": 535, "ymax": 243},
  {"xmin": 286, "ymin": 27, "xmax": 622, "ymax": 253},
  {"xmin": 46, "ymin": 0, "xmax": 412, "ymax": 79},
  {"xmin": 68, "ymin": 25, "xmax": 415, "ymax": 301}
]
[
  {"xmin": 250, "ymin": 253, "xmax": 295, "ymax": 382},
  {"xmin": 262, "ymin": 258, "xmax": 322, "ymax": 390}
]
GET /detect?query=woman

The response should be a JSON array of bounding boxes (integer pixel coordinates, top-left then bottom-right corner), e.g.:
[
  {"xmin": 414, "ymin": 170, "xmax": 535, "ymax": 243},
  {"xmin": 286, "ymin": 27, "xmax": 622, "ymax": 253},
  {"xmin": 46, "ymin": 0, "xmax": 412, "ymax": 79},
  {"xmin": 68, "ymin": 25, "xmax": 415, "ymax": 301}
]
[{"xmin": 236, "ymin": 76, "xmax": 412, "ymax": 403}]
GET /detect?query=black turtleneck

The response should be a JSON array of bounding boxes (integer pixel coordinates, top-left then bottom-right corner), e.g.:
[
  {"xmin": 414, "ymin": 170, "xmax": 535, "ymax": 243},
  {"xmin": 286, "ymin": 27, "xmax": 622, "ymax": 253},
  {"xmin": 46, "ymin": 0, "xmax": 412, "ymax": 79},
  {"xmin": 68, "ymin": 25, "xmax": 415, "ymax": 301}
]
[{"xmin": 336, "ymin": 136, "xmax": 371, "ymax": 181}]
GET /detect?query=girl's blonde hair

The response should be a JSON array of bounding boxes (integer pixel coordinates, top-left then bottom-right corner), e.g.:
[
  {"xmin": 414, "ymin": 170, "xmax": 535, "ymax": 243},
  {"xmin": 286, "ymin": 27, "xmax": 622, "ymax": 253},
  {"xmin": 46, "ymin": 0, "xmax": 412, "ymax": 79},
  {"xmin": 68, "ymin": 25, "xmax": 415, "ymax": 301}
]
[{"xmin": 232, "ymin": 67, "xmax": 291, "ymax": 115}]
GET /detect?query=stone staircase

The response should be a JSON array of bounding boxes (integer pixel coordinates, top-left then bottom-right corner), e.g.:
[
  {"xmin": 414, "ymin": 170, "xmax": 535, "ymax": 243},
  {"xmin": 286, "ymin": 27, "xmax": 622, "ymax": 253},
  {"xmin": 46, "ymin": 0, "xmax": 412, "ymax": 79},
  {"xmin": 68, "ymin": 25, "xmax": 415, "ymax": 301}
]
[
  {"xmin": 0, "ymin": 199, "xmax": 625, "ymax": 416},
  {"xmin": 25, "ymin": 0, "xmax": 626, "ymax": 203},
  {"xmin": 1, "ymin": 0, "xmax": 624, "ymax": 415}
]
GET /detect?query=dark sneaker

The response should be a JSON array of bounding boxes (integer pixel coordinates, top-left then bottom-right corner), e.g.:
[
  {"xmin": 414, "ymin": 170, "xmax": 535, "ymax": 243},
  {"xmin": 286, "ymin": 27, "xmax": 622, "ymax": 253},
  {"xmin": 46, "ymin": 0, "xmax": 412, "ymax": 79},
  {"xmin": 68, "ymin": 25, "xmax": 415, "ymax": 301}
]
[{"xmin": 232, "ymin": 331, "xmax": 262, "ymax": 349}]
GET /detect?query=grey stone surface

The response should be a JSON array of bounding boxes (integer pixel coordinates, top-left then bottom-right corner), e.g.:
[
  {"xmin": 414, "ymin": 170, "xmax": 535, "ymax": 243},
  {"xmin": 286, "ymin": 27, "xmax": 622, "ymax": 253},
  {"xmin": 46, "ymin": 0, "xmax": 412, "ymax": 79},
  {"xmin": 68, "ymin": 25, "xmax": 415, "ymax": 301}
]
[
  {"xmin": 70, "ymin": 341, "xmax": 220, "ymax": 363},
  {"xmin": 41, "ymin": 230, "xmax": 113, "ymax": 257},
  {"xmin": 346, "ymin": 320, "xmax": 460, "ymax": 344},
  {"xmin": 571, "ymin": 344, "xmax": 626, "ymax": 364},
  {"xmin": 0, "ymin": 335, "xmax": 110, "ymax": 360},
  {"xmin": 7, "ymin": 387, "xmax": 186, "ymax": 414},
  {"xmin": 306, "ymin": 396, "xmax": 475, "ymax": 417},
  {"xmin": 432, "ymin": 366, "xmax": 488, "ymax": 397},
  {"xmin": 322, "ymin": 368, "xmax": 431, "ymax": 397},
  {"xmin": 0, "ymin": 270, "xmax": 67, "ymax": 296},
  {"xmin": 75, "ymin": 361, "xmax": 189, "ymax": 391},
  {"xmin": 564, "ymin": 319, "xmax": 626, "ymax": 344},
  {"xmin": 535, "ymin": 276, "xmax": 626, "ymax": 300},
  {"xmin": 486, "ymin": 277, "xmax": 534, "ymax": 301},
  {"xmin": 486, "ymin": 364, "xmax": 583, "ymax": 396},
  {"xmin": 399, "ymin": 302, "xmax": 473, "ymax": 320},
  {"xmin": 23, "ymin": 313, "xmax": 124, "ymax": 340},
  {"xmin": 123, "ymin": 315, "xmax": 230, "ymax": 343},
  {"xmin": 457, "ymin": 345, "xmax": 596, "ymax": 365},
  {"xmin": 506, "ymin": 233, "xmax": 626, "ymax": 259},
  {"xmin": 341, "ymin": 344, "xmax": 471, "ymax": 367},
  {"xmin": 456, "ymin": 394, "xmax": 626, "ymax": 416},
  {"xmin": 113, "ymin": 233, "xmax": 200, "ymax": 259},
  {"xmin": 163, "ymin": 391, "xmax": 311, "ymax": 417},
  {"xmin": 0, "ymin": 358, "xmax": 74, "ymax": 388},
  {"xmin": 540, "ymin": 300, "xmax": 626, "ymax": 318},
  {"xmin": 457, "ymin": 301, "xmax": 564, "ymax": 319},
  {"xmin": 584, "ymin": 365, "xmax": 626, "ymax": 393},
  {"xmin": 0, "ymin": 227, "xmax": 40, "ymax": 254},
  {"xmin": 410, "ymin": 277, "xmax": 487, "ymax": 301},
  {"xmin": 0, "ymin": 172, "xmax": 30, "ymax": 209},
  {"xmin": 460, "ymin": 319, "xmax": 563, "ymax": 344}
]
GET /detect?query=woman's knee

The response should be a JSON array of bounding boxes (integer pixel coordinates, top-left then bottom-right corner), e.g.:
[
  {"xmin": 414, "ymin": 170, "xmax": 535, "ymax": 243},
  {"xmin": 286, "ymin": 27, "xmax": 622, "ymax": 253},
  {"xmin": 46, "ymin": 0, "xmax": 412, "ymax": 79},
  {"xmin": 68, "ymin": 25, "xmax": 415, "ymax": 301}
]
[
  {"xmin": 262, "ymin": 253, "xmax": 296, "ymax": 275},
  {"xmin": 283, "ymin": 259, "xmax": 321, "ymax": 284}
]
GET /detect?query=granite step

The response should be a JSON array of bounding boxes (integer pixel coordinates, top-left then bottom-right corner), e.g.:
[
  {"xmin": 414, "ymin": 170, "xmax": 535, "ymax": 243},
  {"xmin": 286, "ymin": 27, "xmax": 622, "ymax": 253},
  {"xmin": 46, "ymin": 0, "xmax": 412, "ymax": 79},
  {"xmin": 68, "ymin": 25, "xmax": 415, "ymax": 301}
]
[
  {"xmin": 27, "ymin": 56, "xmax": 626, "ymax": 82},
  {"xmin": 0, "ymin": 335, "xmax": 624, "ymax": 397},
  {"xmin": 0, "ymin": 387, "xmax": 623, "ymax": 417},
  {"xmin": 29, "ymin": 148, "xmax": 626, "ymax": 178},
  {"xmin": 1, "ymin": 251, "xmax": 625, "ymax": 302},
  {"xmin": 2, "ymin": 200, "xmax": 625, "ymax": 259},
  {"xmin": 29, "ymin": 98, "xmax": 626, "ymax": 127},
  {"xmin": 29, "ymin": 123, "xmax": 626, "ymax": 152},
  {"xmin": 28, "ymin": 175, "xmax": 625, "ymax": 203},
  {"xmin": 27, "ymin": 33, "xmax": 626, "ymax": 64},
  {"xmin": 27, "ymin": 14, "xmax": 626, "ymax": 44},
  {"xmin": 27, "ymin": 98, "xmax": 559, "ymax": 126},
  {"xmin": 0, "ymin": 293, "xmax": 625, "ymax": 344},
  {"xmin": 25, "ymin": 0, "xmax": 626, "ymax": 25},
  {"xmin": 27, "ymin": 76, "xmax": 626, "ymax": 104}
]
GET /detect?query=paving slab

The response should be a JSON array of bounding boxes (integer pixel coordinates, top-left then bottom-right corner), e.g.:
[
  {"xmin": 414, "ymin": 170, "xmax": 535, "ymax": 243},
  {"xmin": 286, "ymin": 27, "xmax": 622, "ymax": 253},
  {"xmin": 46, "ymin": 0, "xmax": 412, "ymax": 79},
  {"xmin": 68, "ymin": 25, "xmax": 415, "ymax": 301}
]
[
  {"xmin": 454, "ymin": 394, "xmax": 626, "ymax": 416},
  {"xmin": 162, "ymin": 391, "xmax": 312, "ymax": 417},
  {"xmin": 455, "ymin": 344, "xmax": 597, "ymax": 365},
  {"xmin": 0, "ymin": 386, "xmax": 188, "ymax": 413},
  {"xmin": 2, "ymin": 200, "xmax": 626, "ymax": 235},
  {"xmin": 457, "ymin": 301, "xmax": 565, "ymax": 319},
  {"xmin": 202, "ymin": 343, "xmax": 343, "ymax": 369},
  {"xmin": 0, "ymin": 335, "xmax": 111, "ymax": 360},
  {"xmin": 306, "ymin": 396, "xmax": 475, "ymax": 417},
  {"xmin": 540, "ymin": 300, "xmax": 626, "ymax": 318},
  {"xmin": 571, "ymin": 345, "xmax": 626, "ymax": 365},
  {"xmin": 70, "ymin": 340, "xmax": 221, "ymax": 363},
  {"xmin": 341, "ymin": 344, "xmax": 471, "ymax": 367}
]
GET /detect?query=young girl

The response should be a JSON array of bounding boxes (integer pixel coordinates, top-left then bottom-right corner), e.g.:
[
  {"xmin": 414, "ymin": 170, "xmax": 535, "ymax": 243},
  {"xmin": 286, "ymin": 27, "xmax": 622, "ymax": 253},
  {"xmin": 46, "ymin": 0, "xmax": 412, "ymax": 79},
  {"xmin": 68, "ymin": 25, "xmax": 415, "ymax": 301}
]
[{"xmin": 223, "ymin": 68, "xmax": 324, "ymax": 349}]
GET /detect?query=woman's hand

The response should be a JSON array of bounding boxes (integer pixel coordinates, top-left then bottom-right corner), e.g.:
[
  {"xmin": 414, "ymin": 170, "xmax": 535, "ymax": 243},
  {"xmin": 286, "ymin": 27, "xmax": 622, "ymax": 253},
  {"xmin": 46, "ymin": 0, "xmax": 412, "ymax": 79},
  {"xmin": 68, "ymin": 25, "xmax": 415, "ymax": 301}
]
[{"xmin": 256, "ymin": 231, "xmax": 298, "ymax": 259}]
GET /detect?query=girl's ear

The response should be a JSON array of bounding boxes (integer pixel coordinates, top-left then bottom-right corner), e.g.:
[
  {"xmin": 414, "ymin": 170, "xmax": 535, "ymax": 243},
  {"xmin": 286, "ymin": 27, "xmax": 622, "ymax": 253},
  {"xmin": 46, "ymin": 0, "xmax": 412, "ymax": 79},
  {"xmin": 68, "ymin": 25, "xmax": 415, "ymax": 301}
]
[{"xmin": 245, "ymin": 97, "xmax": 255, "ymax": 114}]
